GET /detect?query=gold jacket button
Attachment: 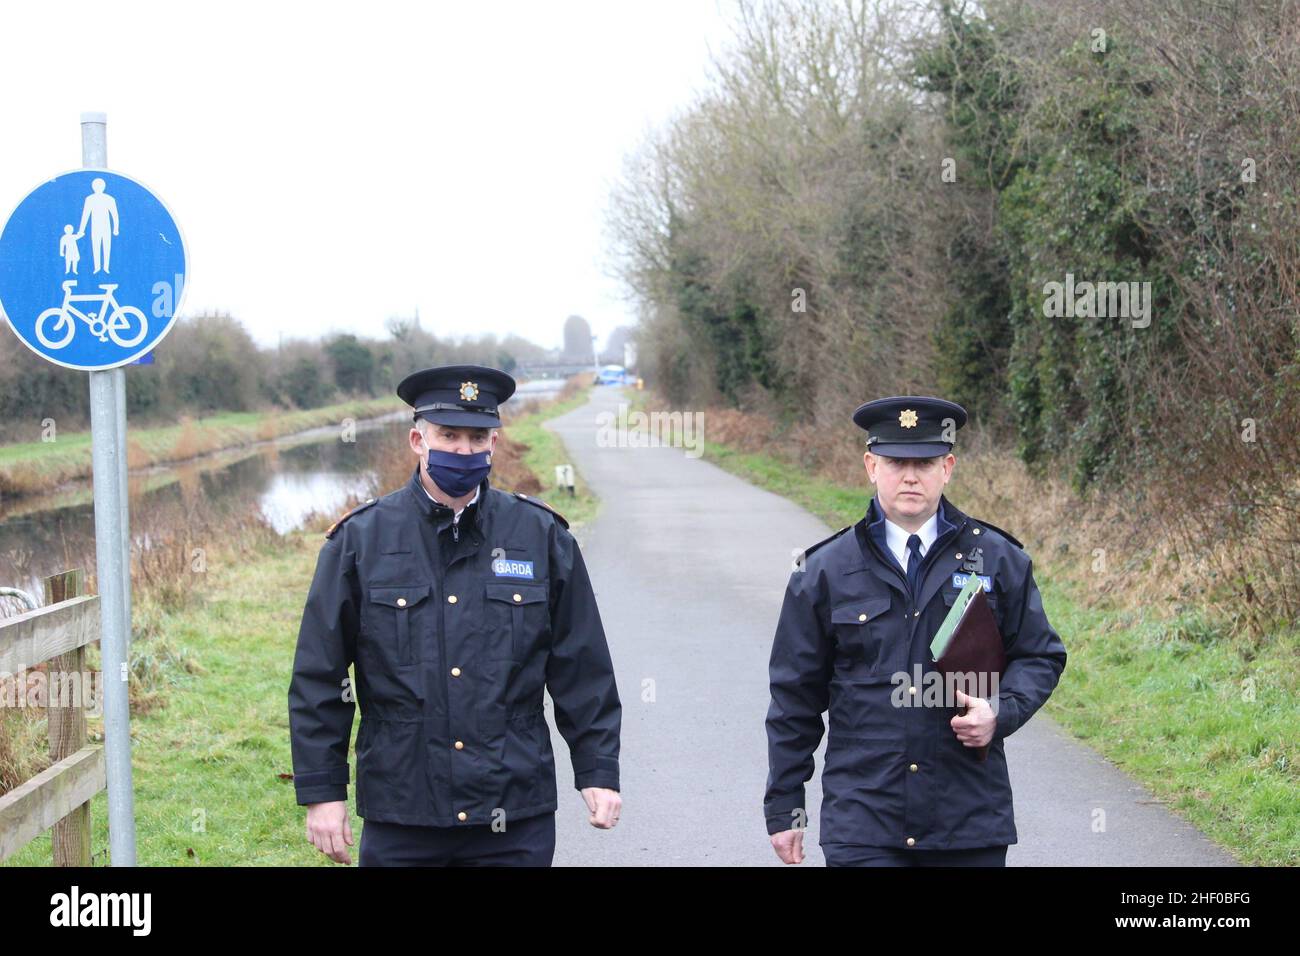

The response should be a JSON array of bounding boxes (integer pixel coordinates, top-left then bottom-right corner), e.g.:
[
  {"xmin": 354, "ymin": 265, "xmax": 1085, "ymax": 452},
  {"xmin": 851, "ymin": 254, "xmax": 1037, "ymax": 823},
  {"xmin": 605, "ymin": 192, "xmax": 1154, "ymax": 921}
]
[
  {"xmin": 906, "ymin": 837, "xmax": 916, "ymax": 847},
  {"xmin": 454, "ymin": 740, "xmax": 464, "ymax": 750},
  {"xmin": 450, "ymin": 667, "xmax": 462, "ymax": 677},
  {"xmin": 955, "ymin": 553, "xmax": 963, "ymax": 560},
  {"xmin": 447, "ymin": 594, "xmax": 458, "ymax": 604},
  {"xmin": 858, "ymin": 613, "xmax": 867, "ymax": 622},
  {"xmin": 457, "ymin": 811, "xmax": 468, "ymax": 822},
  {"xmin": 913, "ymin": 610, "xmax": 920, "ymax": 617},
  {"xmin": 513, "ymin": 593, "xmax": 523, "ymax": 603},
  {"xmin": 396, "ymin": 597, "xmax": 406, "ymax": 607},
  {"xmin": 973, "ymin": 528, "xmax": 981, "ymax": 535},
  {"xmin": 909, "ymin": 763, "xmax": 918, "ymax": 772}
]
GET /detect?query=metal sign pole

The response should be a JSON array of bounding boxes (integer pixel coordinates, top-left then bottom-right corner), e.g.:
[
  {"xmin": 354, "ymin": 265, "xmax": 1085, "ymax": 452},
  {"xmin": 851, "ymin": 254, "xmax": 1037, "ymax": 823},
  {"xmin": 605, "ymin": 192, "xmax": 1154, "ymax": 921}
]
[
  {"xmin": 81, "ymin": 111, "xmax": 137, "ymax": 866},
  {"xmin": 114, "ymin": 364, "xmax": 131, "ymax": 647}
]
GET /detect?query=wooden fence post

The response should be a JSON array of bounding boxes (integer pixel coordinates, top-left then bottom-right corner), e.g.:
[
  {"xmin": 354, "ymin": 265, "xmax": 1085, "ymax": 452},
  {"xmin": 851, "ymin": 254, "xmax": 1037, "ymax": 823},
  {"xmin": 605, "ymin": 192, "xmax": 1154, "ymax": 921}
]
[{"xmin": 43, "ymin": 568, "xmax": 91, "ymax": 867}]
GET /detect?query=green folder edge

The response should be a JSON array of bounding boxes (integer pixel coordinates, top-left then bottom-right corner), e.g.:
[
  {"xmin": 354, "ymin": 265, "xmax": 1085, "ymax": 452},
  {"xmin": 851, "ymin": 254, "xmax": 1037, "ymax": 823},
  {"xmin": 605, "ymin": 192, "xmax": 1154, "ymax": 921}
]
[{"xmin": 929, "ymin": 569, "xmax": 985, "ymax": 660}]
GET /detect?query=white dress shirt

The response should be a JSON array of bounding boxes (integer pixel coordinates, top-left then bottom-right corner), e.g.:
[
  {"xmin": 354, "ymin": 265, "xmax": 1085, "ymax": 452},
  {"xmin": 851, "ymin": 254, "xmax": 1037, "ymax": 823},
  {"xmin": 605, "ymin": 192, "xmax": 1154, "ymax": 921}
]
[
  {"xmin": 883, "ymin": 509, "xmax": 939, "ymax": 574},
  {"xmin": 421, "ymin": 481, "xmax": 479, "ymax": 521}
]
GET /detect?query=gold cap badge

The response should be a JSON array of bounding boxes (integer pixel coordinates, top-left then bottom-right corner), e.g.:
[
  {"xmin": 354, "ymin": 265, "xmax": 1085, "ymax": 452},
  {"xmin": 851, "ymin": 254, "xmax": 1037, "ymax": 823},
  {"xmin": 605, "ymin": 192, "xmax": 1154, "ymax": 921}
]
[
  {"xmin": 899, "ymin": 409, "xmax": 918, "ymax": 428},
  {"xmin": 459, "ymin": 381, "xmax": 479, "ymax": 402}
]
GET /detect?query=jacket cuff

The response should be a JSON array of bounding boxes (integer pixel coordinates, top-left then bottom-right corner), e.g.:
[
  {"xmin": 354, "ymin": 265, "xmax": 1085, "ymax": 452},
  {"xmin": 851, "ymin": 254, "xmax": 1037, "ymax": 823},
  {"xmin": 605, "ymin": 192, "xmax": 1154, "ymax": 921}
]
[
  {"xmin": 293, "ymin": 766, "xmax": 350, "ymax": 805},
  {"xmin": 993, "ymin": 696, "xmax": 1020, "ymax": 741},
  {"xmin": 764, "ymin": 796, "xmax": 807, "ymax": 835},
  {"xmin": 296, "ymin": 786, "xmax": 348, "ymax": 806},
  {"xmin": 573, "ymin": 755, "xmax": 620, "ymax": 792}
]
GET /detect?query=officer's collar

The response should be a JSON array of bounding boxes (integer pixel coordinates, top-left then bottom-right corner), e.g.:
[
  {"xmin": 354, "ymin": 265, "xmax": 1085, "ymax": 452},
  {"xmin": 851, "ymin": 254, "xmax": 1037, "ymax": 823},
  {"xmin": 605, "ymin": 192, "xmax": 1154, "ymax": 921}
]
[
  {"xmin": 861, "ymin": 493, "xmax": 963, "ymax": 574},
  {"xmin": 865, "ymin": 493, "xmax": 960, "ymax": 537},
  {"xmin": 407, "ymin": 466, "xmax": 490, "ymax": 530}
]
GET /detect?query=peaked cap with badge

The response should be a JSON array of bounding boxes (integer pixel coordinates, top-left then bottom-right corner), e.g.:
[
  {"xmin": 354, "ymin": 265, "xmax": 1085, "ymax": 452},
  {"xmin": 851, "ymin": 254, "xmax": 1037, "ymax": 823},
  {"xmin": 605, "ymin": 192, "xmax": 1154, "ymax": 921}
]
[
  {"xmin": 397, "ymin": 364, "xmax": 518, "ymax": 429},
  {"xmin": 852, "ymin": 396, "xmax": 968, "ymax": 458}
]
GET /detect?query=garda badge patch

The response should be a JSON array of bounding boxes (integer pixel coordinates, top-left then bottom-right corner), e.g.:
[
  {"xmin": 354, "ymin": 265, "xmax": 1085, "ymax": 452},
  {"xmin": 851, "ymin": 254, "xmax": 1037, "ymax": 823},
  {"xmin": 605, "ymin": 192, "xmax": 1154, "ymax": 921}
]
[
  {"xmin": 460, "ymin": 381, "xmax": 479, "ymax": 402},
  {"xmin": 952, "ymin": 572, "xmax": 992, "ymax": 592},
  {"xmin": 492, "ymin": 558, "xmax": 535, "ymax": 579}
]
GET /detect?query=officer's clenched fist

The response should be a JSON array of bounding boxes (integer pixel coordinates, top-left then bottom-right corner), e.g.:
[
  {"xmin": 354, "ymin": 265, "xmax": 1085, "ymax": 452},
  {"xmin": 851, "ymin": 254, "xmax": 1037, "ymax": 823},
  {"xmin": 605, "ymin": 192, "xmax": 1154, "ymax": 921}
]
[
  {"xmin": 306, "ymin": 800, "xmax": 355, "ymax": 864},
  {"xmin": 582, "ymin": 787, "xmax": 622, "ymax": 829},
  {"xmin": 770, "ymin": 828, "xmax": 805, "ymax": 864},
  {"xmin": 951, "ymin": 688, "xmax": 997, "ymax": 748}
]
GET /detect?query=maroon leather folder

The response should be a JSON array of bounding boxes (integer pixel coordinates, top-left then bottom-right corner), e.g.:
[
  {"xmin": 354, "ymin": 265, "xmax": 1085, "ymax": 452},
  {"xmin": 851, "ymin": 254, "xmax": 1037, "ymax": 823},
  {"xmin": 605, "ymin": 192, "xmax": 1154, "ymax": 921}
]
[{"xmin": 933, "ymin": 587, "xmax": 1007, "ymax": 762}]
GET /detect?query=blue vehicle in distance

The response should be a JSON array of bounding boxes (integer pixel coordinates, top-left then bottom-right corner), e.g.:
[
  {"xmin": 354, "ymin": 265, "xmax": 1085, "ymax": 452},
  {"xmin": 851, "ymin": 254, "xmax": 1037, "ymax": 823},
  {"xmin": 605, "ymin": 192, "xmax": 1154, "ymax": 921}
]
[{"xmin": 597, "ymin": 364, "xmax": 628, "ymax": 385}]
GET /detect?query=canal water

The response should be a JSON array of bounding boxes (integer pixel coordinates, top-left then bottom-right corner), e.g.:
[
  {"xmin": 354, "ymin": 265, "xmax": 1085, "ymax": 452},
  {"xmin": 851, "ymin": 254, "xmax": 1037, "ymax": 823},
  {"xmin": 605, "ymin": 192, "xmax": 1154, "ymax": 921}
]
[{"xmin": 0, "ymin": 379, "xmax": 566, "ymax": 604}]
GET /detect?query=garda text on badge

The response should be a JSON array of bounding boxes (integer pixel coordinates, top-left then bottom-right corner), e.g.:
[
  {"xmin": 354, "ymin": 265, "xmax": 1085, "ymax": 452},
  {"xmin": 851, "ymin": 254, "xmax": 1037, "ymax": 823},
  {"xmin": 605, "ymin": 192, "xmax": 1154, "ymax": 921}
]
[{"xmin": 0, "ymin": 169, "xmax": 187, "ymax": 371}]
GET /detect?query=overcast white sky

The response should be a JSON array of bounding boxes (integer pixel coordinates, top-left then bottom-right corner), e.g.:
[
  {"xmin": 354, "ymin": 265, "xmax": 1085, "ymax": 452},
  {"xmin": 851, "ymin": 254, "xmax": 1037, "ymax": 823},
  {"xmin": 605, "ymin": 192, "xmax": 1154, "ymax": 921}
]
[{"xmin": 0, "ymin": 0, "xmax": 735, "ymax": 352}]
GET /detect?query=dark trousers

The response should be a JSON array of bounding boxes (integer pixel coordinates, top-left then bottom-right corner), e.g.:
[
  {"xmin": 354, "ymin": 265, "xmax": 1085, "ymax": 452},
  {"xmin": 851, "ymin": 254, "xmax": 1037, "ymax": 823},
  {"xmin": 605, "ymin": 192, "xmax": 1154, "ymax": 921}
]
[
  {"xmin": 823, "ymin": 843, "xmax": 1008, "ymax": 867},
  {"xmin": 358, "ymin": 811, "xmax": 556, "ymax": 867}
]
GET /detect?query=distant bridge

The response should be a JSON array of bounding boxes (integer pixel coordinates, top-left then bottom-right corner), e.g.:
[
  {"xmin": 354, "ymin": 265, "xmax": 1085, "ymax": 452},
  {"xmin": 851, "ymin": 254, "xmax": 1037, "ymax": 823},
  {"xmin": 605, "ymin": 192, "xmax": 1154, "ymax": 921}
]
[{"xmin": 515, "ymin": 362, "xmax": 601, "ymax": 379}]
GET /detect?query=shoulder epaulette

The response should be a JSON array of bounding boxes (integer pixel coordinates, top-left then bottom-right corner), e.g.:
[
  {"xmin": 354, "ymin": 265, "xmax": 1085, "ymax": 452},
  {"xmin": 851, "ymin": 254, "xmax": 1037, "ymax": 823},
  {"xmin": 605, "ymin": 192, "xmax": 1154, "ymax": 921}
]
[
  {"xmin": 513, "ymin": 491, "xmax": 569, "ymax": 529},
  {"xmin": 325, "ymin": 497, "xmax": 378, "ymax": 540},
  {"xmin": 970, "ymin": 517, "xmax": 1023, "ymax": 550},
  {"xmin": 801, "ymin": 525, "xmax": 850, "ymax": 561}
]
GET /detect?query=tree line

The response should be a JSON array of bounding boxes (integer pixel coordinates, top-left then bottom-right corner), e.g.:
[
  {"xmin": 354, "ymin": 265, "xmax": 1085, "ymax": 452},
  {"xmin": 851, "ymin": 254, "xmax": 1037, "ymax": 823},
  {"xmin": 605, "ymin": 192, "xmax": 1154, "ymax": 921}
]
[
  {"xmin": 0, "ymin": 312, "xmax": 551, "ymax": 440},
  {"xmin": 609, "ymin": 0, "xmax": 1300, "ymax": 624}
]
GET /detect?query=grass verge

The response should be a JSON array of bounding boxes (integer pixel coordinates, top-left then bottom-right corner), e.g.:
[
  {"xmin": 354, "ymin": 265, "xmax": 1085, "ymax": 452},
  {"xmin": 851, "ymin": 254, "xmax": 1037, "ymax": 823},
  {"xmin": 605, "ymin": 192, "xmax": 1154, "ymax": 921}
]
[{"xmin": 504, "ymin": 385, "xmax": 599, "ymax": 531}]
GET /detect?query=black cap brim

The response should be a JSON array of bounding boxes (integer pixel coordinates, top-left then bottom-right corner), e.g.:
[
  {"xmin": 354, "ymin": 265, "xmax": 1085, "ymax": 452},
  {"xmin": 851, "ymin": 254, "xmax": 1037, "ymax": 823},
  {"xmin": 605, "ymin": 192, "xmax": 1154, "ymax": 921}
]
[
  {"xmin": 415, "ymin": 408, "xmax": 502, "ymax": 428},
  {"xmin": 867, "ymin": 442, "xmax": 953, "ymax": 458}
]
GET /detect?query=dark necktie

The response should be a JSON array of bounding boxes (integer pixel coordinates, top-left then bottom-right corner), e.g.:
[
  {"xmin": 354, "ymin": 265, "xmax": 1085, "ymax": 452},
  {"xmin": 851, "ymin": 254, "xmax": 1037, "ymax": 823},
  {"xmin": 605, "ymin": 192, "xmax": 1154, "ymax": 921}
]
[{"xmin": 905, "ymin": 534, "xmax": 924, "ymax": 596}]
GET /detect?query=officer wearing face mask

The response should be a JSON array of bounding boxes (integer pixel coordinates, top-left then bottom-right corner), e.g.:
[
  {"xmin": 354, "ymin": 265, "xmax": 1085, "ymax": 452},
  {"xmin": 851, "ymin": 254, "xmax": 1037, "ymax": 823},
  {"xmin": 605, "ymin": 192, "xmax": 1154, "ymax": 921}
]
[
  {"xmin": 287, "ymin": 364, "xmax": 622, "ymax": 866},
  {"xmin": 763, "ymin": 396, "xmax": 1066, "ymax": 867}
]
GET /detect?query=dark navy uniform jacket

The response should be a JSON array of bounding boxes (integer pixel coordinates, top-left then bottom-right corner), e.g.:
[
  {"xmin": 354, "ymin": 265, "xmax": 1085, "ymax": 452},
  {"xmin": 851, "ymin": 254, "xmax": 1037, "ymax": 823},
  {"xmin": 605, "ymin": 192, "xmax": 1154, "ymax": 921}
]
[
  {"xmin": 764, "ymin": 493, "xmax": 1066, "ymax": 850},
  {"xmin": 288, "ymin": 467, "xmax": 621, "ymax": 827}
]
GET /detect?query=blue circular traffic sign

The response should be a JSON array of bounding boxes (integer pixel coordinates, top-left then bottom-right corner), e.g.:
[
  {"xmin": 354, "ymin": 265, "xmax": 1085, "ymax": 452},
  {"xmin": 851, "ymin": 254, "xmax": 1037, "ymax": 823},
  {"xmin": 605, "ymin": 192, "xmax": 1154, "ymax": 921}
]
[{"xmin": 0, "ymin": 169, "xmax": 188, "ymax": 370}]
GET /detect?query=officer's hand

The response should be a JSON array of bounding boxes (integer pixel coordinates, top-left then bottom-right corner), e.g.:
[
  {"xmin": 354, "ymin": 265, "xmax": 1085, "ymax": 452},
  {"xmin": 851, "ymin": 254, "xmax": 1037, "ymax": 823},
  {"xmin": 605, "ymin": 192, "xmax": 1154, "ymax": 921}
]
[
  {"xmin": 305, "ymin": 800, "xmax": 355, "ymax": 864},
  {"xmin": 581, "ymin": 787, "xmax": 621, "ymax": 829},
  {"xmin": 770, "ymin": 828, "xmax": 805, "ymax": 864},
  {"xmin": 951, "ymin": 689, "xmax": 996, "ymax": 748}
]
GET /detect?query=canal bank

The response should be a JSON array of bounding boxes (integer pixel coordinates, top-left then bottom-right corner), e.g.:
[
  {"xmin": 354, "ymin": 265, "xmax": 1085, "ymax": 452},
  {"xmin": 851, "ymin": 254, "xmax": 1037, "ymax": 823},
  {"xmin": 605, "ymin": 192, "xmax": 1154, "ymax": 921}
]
[
  {"xmin": 0, "ymin": 395, "xmax": 404, "ymax": 500},
  {"xmin": 0, "ymin": 380, "xmax": 571, "ymax": 599}
]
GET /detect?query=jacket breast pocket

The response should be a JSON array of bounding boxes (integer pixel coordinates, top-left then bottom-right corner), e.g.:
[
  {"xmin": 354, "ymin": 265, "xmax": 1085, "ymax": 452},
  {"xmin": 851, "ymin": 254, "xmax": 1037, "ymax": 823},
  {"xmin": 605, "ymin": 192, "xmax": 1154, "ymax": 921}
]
[
  {"xmin": 831, "ymin": 596, "xmax": 893, "ymax": 674},
  {"xmin": 363, "ymin": 583, "xmax": 431, "ymax": 666},
  {"xmin": 485, "ymin": 582, "xmax": 549, "ymax": 662}
]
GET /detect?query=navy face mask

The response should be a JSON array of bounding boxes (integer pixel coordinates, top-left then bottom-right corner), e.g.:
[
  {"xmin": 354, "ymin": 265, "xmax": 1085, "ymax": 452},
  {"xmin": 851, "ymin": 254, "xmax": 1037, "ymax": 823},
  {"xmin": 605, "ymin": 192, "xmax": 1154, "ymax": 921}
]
[{"xmin": 423, "ymin": 446, "xmax": 492, "ymax": 498}]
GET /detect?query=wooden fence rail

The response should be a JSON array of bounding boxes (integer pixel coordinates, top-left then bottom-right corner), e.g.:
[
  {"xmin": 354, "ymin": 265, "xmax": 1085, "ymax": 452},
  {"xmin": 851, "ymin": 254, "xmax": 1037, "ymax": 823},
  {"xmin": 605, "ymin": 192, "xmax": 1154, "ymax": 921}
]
[{"xmin": 0, "ymin": 569, "xmax": 106, "ymax": 864}]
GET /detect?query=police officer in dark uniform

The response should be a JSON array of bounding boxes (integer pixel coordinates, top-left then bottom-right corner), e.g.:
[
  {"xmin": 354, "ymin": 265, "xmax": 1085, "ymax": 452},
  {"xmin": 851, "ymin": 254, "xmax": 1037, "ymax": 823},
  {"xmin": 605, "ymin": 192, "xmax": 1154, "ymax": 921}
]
[
  {"xmin": 288, "ymin": 365, "xmax": 622, "ymax": 866},
  {"xmin": 764, "ymin": 396, "xmax": 1066, "ymax": 866}
]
